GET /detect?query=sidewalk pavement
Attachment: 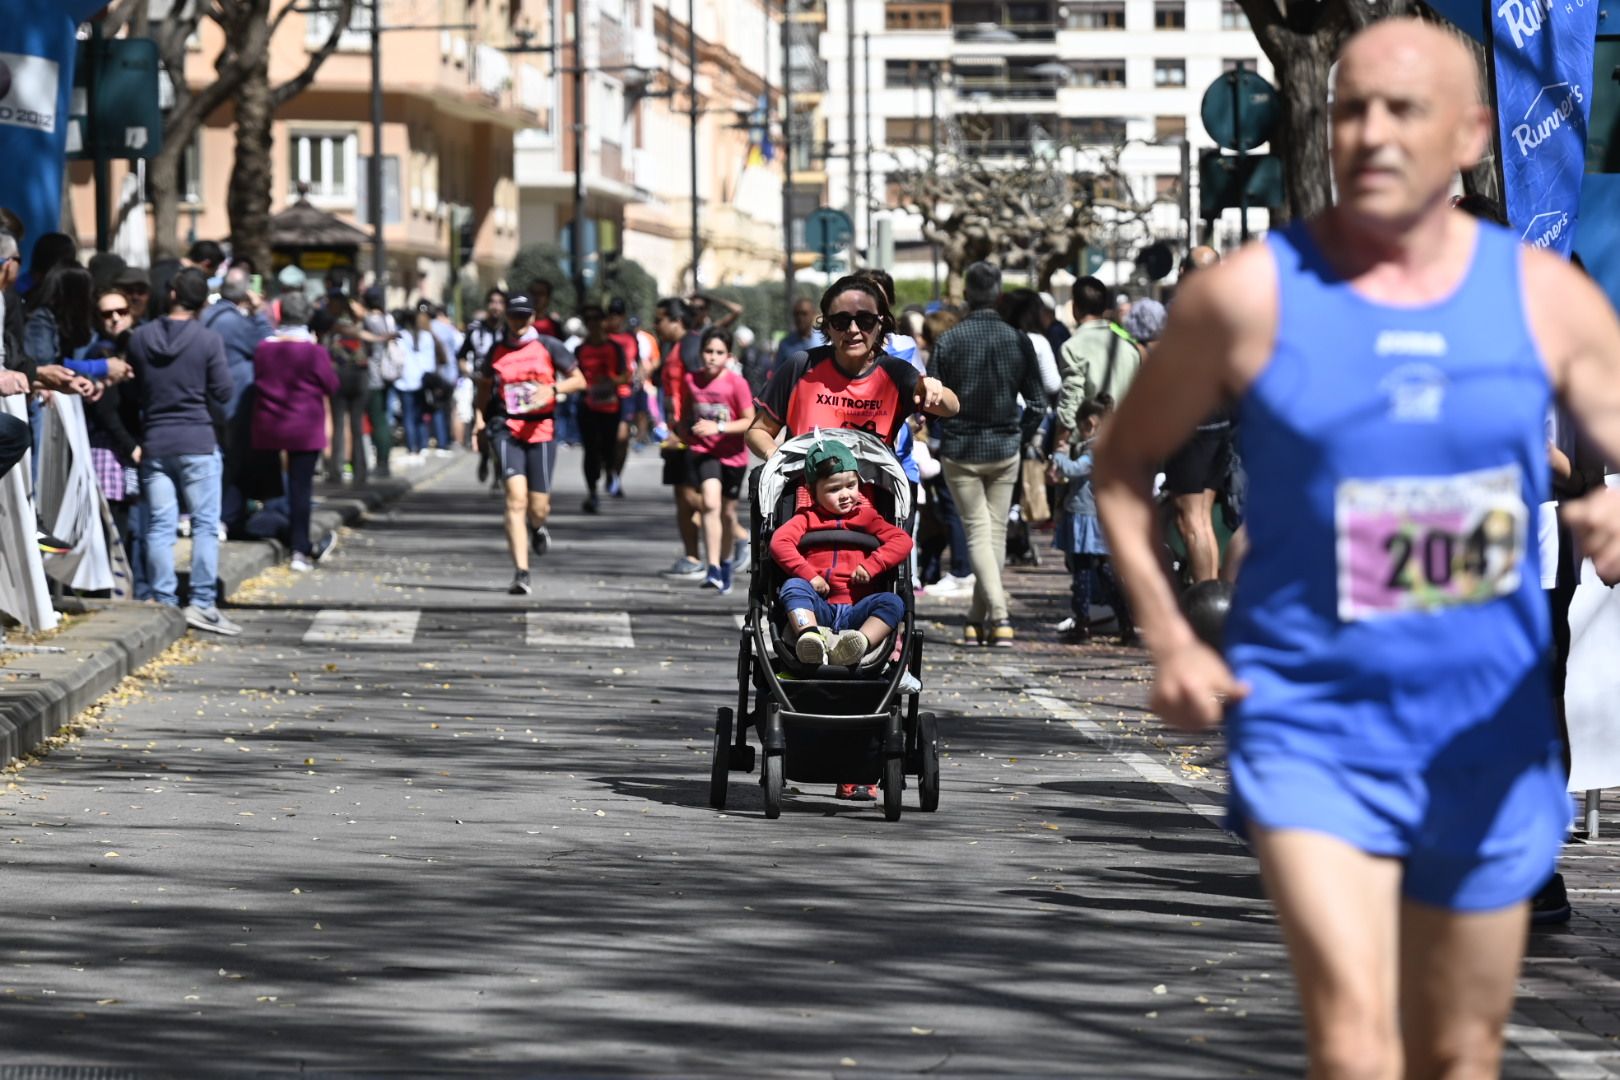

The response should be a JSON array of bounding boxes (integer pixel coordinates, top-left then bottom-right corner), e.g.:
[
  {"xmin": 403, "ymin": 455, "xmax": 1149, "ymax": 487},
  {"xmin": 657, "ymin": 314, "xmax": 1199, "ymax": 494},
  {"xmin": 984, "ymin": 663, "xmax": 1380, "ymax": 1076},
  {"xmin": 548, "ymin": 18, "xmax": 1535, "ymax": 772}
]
[{"xmin": 0, "ymin": 452, "xmax": 465, "ymax": 772}]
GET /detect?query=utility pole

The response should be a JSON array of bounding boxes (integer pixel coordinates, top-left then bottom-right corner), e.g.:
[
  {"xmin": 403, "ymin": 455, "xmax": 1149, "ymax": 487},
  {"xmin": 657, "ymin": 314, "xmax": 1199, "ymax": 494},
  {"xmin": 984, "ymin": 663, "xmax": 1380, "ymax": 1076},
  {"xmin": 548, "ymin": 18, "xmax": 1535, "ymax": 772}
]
[
  {"xmin": 571, "ymin": 2, "xmax": 587, "ymax": 308},
  {"xmin": 688, "ymin": 0, "xmax": 701, "ymax": 292},
  {"xmin": 862, "ymin": 30, "xmax": 872, "ymax": 262},
  {"xmin": 780, "ymin": 0, "xmax": 795, "ymax": 317},
  {"xmin": 369, "ymin": 0, "xmax": 386, "ymax": 288},
  {"xmin": 928, "ymin": 63, "xmax": 939, "ymax": 300},
  {"xmin": 845, "ymin": 0, "xmax": 856, "ymax": 269}
]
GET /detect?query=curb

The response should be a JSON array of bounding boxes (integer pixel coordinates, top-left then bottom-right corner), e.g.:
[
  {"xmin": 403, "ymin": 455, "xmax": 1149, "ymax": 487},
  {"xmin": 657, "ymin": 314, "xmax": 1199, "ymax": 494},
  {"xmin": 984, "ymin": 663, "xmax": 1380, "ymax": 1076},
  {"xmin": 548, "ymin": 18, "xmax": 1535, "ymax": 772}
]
[{"xmin": 0, "ymin": 453, "xmax": 464, "ymax": 769}]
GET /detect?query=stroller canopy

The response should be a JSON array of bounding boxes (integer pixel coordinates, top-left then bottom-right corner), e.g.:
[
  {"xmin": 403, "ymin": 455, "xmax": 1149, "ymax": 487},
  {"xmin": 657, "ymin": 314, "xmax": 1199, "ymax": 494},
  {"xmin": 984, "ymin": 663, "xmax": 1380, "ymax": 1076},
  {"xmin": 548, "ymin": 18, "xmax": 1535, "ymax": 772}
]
[{"xmin": 758, "ymin": 428, "xmax": 912, "ymax": 527}]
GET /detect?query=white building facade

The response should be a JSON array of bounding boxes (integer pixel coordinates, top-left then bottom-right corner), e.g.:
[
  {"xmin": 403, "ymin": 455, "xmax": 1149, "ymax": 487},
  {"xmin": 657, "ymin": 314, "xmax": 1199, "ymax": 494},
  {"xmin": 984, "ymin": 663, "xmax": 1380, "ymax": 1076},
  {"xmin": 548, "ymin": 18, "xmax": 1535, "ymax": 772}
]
[{"xmin": 820, "ymin": 0, "xmax": 1274, "ymax": 294}]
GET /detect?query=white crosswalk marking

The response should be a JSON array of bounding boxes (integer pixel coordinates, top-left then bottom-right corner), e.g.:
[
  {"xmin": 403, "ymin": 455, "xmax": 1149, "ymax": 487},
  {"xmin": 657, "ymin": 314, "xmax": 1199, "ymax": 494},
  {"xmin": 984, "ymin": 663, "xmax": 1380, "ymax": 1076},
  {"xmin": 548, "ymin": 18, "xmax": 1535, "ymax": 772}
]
[
  {"xmin": 303, "ymin": 609, "xmax": 422, "ymax": 645},
  {"xmin": 526, "ymin": 611, "xmax": 634, "ymax": 649}
]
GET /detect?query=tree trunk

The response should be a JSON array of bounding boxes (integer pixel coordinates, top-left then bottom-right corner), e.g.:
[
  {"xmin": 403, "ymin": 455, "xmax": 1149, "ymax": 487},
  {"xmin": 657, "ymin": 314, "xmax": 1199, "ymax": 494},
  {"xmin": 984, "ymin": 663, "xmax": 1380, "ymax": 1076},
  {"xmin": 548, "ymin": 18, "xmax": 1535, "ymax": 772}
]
[
  {"xmin": 227, "ymin": 54, "xmax": 275, "ymax": 273},
  {"xmin": 148, "ymin": 140, "xmax": 187, "ymax": 260}
]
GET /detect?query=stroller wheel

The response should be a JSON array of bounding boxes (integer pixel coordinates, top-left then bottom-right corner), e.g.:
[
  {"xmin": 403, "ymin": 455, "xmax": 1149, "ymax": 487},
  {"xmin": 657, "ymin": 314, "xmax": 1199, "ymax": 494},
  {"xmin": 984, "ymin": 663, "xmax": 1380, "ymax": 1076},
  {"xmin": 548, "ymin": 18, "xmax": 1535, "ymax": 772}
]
[
  {"xmin": 762, "ymin": 753, "xmax": 784, "ymax": 819},
  {"xmin": 917, "ymin": 713, "xmax": 940, "ymax": 813},
  {"xmin": 882, "ymin": 756, "xmax": 904, "ymax": 822},
  {"xmin": 709, "ymin": 708, "xmax": 733, "ymax": 810}
]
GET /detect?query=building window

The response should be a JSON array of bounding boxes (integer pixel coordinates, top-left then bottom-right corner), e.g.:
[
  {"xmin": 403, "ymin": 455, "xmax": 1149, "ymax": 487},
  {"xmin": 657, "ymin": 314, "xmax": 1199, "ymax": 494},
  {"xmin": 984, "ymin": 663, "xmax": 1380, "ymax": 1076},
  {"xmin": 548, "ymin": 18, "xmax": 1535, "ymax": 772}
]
[
  {"xmin": 1064, "ymin": 116, "xmax": 1126, "ymax": 144},
  {"xmin": 1155, "ymin": 174, "xmax": 1180, "ymax": 198},
  {"xmin": 886, "ymin": 60, "xmax": 943, "ymax": 88},
  {"xmin": 181, "ymin": 131, "xmax": 203, "ymax": 203},
  {"xmin": 305, "ymin": 4, "xmax": 372, "ymax": 50},
  {"xmin": 1221, "ymin": 0, "xmax": 1250, "ymax": 29},
  {"xmin": 1069, "ymin": 59, "xmax": 1126, "ymax": 88},
  {"xmin": 1063, "ymin": 1, "xmax": 1125, "ymax": 29},
  {"xmin": 1153, "ymin": 59, "xmax": 1186, "ymax": 86},
  {"xmin": 289, "ymin": 130, "xmax": 359, "ymax": 205},
  {"xmin": 1222, "ymin": 57, "xmax": 1258, "ymax": 72},
  {"xmin": 885, "ymin": 117, "xmax": 936, "ymax": 146},
  {"xmin": 1153, "ymin": 1, "xmax": 1185, "ymax": 28},
  {"xmin": 1154, "ymin": 115, "xmax": 1187, "ymax": 141}
]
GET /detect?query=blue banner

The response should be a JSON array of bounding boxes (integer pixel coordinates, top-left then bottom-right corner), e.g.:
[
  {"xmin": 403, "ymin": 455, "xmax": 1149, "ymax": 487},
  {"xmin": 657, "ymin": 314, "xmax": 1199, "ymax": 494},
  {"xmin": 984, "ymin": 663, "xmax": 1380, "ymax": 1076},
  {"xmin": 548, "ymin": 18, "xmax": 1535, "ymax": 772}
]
[
  {"xmin": 1491, "ymin": 0, "xmax": 1599, "ymax": 254},
  {"xmin": 0, "ymin": 2, "xmax": 107, "ymax": 264}
]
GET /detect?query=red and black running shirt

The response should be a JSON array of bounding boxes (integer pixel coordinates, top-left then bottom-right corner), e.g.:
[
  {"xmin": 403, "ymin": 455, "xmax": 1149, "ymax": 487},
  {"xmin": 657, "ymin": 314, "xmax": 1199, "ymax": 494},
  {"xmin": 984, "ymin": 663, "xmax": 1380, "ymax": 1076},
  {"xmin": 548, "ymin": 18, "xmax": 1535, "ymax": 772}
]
[
  {"xmin": 575, "ymin": 338, "xmax": 631, "ymax": 414},
  {"xmin": 755, "ymin": 345, "xmax": 920, "ymax": 442}
]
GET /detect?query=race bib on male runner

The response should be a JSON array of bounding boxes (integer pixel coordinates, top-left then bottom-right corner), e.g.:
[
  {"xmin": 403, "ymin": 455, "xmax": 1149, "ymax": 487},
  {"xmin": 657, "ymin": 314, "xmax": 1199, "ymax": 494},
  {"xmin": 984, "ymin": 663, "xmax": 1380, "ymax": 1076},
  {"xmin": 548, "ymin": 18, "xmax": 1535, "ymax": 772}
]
[
  {"xmin": 1335, "ymin": 464, "xmax": 1527, "ymax": 622},
  {"xmin": 503, "ymin": 380, "xmax": 553, "ymax": 417}
]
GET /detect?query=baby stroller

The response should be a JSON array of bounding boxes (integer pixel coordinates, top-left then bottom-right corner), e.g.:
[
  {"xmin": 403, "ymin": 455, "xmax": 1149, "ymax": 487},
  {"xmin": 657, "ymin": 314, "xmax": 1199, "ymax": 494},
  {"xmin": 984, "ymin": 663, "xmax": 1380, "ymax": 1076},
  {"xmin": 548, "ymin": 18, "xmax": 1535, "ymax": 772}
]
[{"xmin": 708, "ymin": 428, "xmax": 940, "ymax": 821}]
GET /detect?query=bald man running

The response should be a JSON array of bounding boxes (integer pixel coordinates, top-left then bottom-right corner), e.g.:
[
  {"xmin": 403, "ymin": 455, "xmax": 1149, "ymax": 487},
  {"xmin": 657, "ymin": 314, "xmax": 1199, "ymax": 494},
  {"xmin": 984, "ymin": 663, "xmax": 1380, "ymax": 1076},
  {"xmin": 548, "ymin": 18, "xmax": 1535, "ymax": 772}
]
[{"xmin": 1097, "ymin": 19, "xmax": 1620, "ymax": 1079}]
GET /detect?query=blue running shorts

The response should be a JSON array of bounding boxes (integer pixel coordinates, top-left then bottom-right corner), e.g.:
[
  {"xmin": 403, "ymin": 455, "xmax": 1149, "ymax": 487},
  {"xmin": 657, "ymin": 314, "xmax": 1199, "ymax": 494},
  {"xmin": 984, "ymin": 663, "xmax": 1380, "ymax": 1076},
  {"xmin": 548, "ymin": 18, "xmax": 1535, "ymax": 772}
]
[{"xmin": 1228, "ymin": 744, "xmax": 1568, "ymax": 911}]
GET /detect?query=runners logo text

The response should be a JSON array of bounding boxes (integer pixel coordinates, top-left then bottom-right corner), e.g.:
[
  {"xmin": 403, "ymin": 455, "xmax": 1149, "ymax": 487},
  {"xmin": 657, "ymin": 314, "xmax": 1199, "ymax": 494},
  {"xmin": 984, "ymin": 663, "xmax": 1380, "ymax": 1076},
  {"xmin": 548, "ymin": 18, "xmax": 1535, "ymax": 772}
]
[
  {"xmin": 1379, "ymin": 363, "xmax": 1448, "ymax": 423},
  {"xmin": 1512, "ymin": 82, "xmax": 1584, "ymax": 157},
  {"xmin": 1522, "ymin": 210, "xmax": 1572, "ymax": 249},
  {"xmin": 1497, "ymin": 0, "xmax": 1552, "ymax": 49},
  {"xmin": 1374, "ymin": 331, "xmax": 1448, "ymax": 358}
]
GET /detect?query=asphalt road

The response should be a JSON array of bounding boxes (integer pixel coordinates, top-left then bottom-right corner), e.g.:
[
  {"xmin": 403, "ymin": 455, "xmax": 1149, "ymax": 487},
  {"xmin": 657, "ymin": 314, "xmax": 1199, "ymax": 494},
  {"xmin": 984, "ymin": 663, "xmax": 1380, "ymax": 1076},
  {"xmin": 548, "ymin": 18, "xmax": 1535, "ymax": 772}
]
[{"xmin": 0, "ymin": 447, "xmax": 1599, "ymax": 1078}]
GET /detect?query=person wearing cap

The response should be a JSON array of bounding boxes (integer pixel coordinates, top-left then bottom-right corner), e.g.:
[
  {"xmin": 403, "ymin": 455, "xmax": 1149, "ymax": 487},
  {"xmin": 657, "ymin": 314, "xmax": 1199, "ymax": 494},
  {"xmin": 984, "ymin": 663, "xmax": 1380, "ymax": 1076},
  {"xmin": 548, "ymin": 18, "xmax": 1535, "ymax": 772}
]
[
  {"xmin": 769, "ymin": 436, "xmax": 913, "ymax": 799},
  {"xmin": 473, "ymin": 292, "xmax": 584, "ymax": 596},
  {"xmin": 114, "ymin": 267, "xmax": 153, "ymax": 323}
]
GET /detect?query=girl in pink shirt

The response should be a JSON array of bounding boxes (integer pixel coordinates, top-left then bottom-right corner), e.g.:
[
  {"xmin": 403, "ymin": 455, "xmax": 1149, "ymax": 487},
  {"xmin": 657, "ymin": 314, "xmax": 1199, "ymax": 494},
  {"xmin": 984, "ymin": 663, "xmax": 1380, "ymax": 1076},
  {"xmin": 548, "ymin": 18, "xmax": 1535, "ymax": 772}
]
[{"xmin": 680, "ymin": 327, "xmax": 755, "ymax": 595}]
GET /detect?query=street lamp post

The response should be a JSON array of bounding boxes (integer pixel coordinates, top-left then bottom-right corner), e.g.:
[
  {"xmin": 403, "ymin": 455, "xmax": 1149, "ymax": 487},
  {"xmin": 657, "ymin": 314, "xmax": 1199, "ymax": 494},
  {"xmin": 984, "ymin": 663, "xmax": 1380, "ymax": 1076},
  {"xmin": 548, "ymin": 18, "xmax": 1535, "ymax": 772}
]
[
  {"xmin": 688, "ymin": 0, "xmax": 702, "ymax": 292},
  {"xmin": 571, "ymin": 27, "xmax": 587, "ymax": 308},
  {"xmin": 781, "ymin": 0, "xmax": 795, "ymax": 319},
  {"xmin": 369, "ymin": 0, "xmax": 385, "ymax": 289}
]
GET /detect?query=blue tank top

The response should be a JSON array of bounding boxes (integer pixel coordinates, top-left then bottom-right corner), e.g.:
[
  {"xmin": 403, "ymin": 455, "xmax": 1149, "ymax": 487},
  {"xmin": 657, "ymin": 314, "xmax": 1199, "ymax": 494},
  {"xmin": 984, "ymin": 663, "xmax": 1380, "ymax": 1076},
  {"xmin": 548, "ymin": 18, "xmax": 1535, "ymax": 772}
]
[{"xmin": 1227, "ymin": 222, "xmax": 1554, "ymax": 767}]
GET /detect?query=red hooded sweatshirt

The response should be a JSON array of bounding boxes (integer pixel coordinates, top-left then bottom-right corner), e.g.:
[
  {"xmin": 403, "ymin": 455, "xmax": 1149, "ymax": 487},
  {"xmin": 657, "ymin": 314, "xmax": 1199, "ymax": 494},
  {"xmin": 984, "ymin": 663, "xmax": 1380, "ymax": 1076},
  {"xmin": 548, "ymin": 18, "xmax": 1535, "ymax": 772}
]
[{"xmin": 769, "ymin": 492, "xmax": 913, "ymax": 604}]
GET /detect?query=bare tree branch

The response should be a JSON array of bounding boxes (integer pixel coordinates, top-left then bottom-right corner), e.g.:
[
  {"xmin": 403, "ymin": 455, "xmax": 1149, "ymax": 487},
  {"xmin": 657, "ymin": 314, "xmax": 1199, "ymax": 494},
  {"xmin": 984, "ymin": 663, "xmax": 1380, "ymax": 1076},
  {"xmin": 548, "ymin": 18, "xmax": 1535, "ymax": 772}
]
[{"xmin": 271, "ymin": 0, "xmax": 357, "ymax": 108}]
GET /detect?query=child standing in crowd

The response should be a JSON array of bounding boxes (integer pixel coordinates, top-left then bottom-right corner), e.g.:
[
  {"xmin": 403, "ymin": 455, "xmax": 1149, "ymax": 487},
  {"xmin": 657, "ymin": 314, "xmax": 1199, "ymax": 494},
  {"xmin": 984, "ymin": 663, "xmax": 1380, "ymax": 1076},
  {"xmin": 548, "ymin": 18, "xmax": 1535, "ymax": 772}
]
[
  {"xmin": 680, "ymin": 327, "xmax": 754, "ymax": 594},
  {"xmin": 1053, "ymin": 396, "xmax": 1135, "ymax": 644},
  {"xmin": 771, "ymin": 439, "xmax": 912, "ymax": 668}
]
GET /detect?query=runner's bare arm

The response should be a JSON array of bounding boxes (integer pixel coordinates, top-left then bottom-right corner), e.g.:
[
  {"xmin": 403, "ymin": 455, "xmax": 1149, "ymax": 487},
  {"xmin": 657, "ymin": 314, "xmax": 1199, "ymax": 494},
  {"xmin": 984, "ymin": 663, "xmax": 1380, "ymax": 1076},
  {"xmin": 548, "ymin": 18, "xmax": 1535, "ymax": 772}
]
[
  {"xmin": 1093, "ymin": 245, "xmax": 1274, "ymax": 728},
  {"xmin": 555, "ymin": 368, "xmax": 587, "ymax": 397},
  {"xmin": 1528, "ymin": 250, "xmax": 1620, "ymax": 581},
  {"xmin": 746, "ymin": 411, "xmax": 783, "ymax": 459}
]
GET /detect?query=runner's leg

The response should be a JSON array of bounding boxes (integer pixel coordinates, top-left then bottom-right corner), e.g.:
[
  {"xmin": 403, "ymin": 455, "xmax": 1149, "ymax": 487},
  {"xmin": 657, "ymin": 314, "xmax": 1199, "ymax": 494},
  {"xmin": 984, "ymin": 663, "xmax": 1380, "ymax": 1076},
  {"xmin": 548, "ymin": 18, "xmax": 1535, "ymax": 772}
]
[
  {"xmin": 1398, "ymin": 900, "xmax": 1529, "ymax": 1080},
  {"xmin": 1173, "ymin": 489, "xmax": 1220, "ymax": 583},
  {"xmin": 504, "ymin": 474, "xmax": 531, "ymax": 571},
  {"xmin": 1249, "ymin": 825, "xmax": 1403, "ymax": 1080},
  {"xmin": 528, "ymin": 441, "xmax": 555, "ymax": 528},
  {"xmin": 699, "ymin": 475, "xmax": 723, "ymax": 572},
  {"xmin": 719, "ymin": 495, "xmax": 739, "ymax": 565},
  {"xmin": 675, "ymin": 485, "xmax": 701, "ymax": 562}
]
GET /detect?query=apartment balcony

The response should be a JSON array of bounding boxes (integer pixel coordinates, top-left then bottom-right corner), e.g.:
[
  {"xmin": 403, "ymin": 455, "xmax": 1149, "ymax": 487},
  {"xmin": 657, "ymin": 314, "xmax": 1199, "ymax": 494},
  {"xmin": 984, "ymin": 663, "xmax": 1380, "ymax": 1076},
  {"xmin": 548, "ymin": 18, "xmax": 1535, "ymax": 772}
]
[
  {"xmin": 886, "ymin": 2, "xmax": 952, "ymax": 30},
  {"xmin": 954, "ymin": 75, "xmax": 1061, "ymax": 102},
  {"xmin": 789, "ymin": 0, "xmax": 828, "ymax": 24}
]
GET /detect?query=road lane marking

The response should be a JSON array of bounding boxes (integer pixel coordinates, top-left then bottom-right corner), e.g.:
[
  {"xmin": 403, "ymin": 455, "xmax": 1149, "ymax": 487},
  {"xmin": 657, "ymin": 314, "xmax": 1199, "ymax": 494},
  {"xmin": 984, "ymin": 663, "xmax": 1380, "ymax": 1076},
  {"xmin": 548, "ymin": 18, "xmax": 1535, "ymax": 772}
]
[
  {"xmin": 304, "ymin": 609, "xmax": 421, "ymax": 645},
  {"xmin": 526, "ymin": 611, "xmax": 634, "ymax": 649}
]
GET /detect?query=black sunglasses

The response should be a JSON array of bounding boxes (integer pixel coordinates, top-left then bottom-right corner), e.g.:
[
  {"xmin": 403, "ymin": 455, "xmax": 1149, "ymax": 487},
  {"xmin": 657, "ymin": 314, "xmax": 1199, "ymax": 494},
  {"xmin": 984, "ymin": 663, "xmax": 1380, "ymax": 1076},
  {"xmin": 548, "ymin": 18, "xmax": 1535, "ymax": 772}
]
[
  {"xmin": 100, "ymin": 306, "xmax": 131, "ymax": 319},
  {"xmin": 827, "ymin": 311, "xmax": 881, "ymax": 334}
]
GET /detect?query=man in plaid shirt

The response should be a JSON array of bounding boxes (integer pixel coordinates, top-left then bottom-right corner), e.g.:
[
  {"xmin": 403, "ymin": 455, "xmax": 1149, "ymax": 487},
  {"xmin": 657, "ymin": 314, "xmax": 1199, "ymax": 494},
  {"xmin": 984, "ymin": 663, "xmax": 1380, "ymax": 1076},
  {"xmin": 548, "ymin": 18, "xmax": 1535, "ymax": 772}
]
[{"xmin": 927, "ymin": 261, "xmax": 1047, "ymax": 646}]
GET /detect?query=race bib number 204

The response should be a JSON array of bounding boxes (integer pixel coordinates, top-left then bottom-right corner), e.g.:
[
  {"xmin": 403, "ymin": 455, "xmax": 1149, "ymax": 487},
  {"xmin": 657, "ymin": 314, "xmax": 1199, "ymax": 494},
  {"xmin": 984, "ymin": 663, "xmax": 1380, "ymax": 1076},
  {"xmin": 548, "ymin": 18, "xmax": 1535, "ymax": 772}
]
[{"xmin": 1335, "ymin": 464, "xmax": 1528, "ymax": 622}]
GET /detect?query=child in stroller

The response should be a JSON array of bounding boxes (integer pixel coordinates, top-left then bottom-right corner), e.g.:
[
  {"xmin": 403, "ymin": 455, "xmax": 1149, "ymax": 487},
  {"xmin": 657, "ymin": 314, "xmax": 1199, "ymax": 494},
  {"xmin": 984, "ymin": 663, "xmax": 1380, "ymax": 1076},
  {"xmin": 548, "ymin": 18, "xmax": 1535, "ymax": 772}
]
[{"xmin": 770, "ymin": 438, "xmax": 913, "ymax": 668}]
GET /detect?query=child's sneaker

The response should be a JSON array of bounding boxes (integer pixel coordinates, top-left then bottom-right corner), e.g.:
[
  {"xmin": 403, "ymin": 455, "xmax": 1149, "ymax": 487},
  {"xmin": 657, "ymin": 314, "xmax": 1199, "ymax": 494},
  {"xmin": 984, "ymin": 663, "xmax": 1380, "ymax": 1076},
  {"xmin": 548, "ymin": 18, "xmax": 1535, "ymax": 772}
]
[
  {"xmin": 828, "ymin": 629, "xmax": 869, "ymax": 666},
  {"xmin": 794, "ymin": 627, "xmax": 832, "ymax": 665},
  {"xmin": 701, "ymin": 564, "xmax": 724, "ymax": 591}
]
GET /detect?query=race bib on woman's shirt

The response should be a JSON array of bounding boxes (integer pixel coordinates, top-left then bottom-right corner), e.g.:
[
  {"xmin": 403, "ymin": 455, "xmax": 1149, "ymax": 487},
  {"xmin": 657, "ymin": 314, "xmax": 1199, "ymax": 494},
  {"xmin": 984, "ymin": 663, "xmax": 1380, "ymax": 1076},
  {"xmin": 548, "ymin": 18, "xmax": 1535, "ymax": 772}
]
[
  {"xmin": 1335, "ymin": 464, "xmax": 1527, "ymax": 622},
  {"xmin": 503, "ymin": 380, "xmax": 552, "ymax": 417}
]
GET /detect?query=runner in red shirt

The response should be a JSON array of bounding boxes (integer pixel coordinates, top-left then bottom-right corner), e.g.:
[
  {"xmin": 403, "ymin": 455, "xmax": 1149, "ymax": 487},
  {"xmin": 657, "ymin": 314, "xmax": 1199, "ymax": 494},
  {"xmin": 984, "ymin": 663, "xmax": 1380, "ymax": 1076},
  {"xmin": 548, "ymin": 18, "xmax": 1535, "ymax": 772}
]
[
  {"xmin": 605, "ymin": 298, "xmax": 643, "ymax": 497},
  {"xmin": 747, "ymin": 276, "xmax": 958, "ymax": 461},
  {"xmin": 680, "ymin": 327, "xmax": 756, "ymax": 594},
  {"xmin": 574, "ymin": 304, "xmax": 633, "ymax": 513},
  {"xmin": 524, "ymin": 278, "xmax": 564, "ymax": 340},
  {"xmin": 472, "ymin": 292, "xmax": 584, "ymax": 596}
]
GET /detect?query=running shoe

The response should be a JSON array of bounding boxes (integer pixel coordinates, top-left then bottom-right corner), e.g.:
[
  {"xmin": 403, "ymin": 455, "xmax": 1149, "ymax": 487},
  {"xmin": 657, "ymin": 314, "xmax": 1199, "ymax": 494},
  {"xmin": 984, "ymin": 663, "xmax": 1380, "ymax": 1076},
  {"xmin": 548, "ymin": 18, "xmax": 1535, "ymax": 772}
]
[
  {"xmin": 184, "ymin": 605, "xmax": 242, "ymax": 637},
  {"xmin": 794, "ymin": 627, "xmax": 832, "ymax": 665},
  {"xmin": 509, "ymin": 569, "xmax": 533, "ymax": 596},
  {"xmin": 661, "ymin": 557, "xmax": 707, "ymax": 579},
  {"xmin": 607, "ymin": 475, "xmax": 624, "ymax": 498},
  {"xmin": 720, "ymin": 560, "xmax": 734, "ymax": 594},
  {"xmin": 990, "ymin": 620, "xmax": 1016, "ymax": 647},
  {"xmin": 582, "ymin": 495, "xmax": 599, "ymax": 515},
  {"xmin": 828, "ymin": 629, "xmax": 869, "ymax": 667},
  {"xmin": 531, "ymin": 525, "xmax": 552, "ymax": 557},
  {"xmin": 313, "ymin": 532, "xmax": 339, "ymax": 563},
  {"xmin": 290, "ymin": 553, "xmax": 314, "ymax": 573},
  {"xmin": 701, "ymin": 565, "xmax": 724, "ymax": 591},
  {"xmin": 36, "ymin": 529, "xmax": 71, "ymax": 555}
]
